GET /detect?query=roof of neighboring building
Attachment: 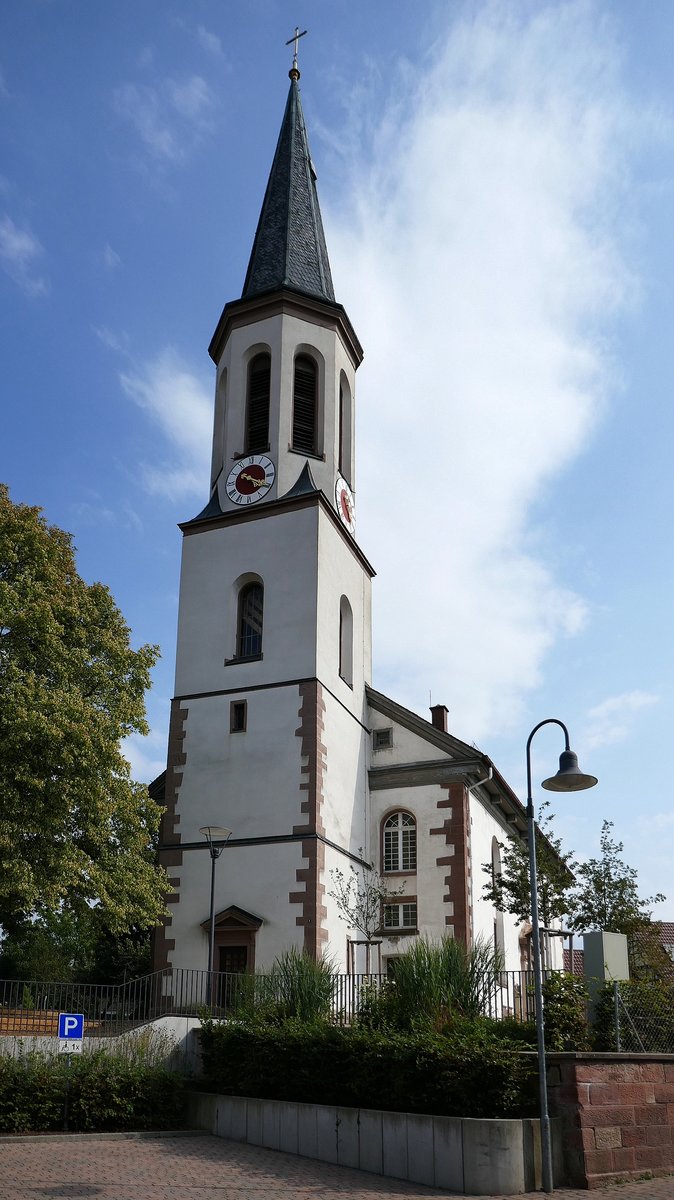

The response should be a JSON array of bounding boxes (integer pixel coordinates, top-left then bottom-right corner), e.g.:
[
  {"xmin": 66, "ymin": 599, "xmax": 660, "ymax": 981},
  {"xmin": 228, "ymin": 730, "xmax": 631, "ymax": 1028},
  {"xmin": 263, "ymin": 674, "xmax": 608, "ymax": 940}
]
[
  {"xmin": 563, "ymin": 948, "xmax": 585, "ymax": 975},
  {"xmin": 241, "ymin": 77, "xmax": 335, "ymax": 303},
  {"xmin": 658, "ymin": 921, "xmax": 674, "ymax": 945}
]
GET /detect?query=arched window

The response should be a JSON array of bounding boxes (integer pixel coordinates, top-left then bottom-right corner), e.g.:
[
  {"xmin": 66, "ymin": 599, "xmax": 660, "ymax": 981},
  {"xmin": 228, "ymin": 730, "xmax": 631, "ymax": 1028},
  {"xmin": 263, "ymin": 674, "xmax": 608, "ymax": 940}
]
[
  {"xmin": 246, "ymin": 353, "xmax": 270, "ymax": 454},
  {"xmin": 237, "ymin": 582, "xmax": 263, "ymax": 659},
  {"xmin": 292, "ymin": 354, "xmax": 318, "ymax": 454},
  {"xmin": 339, "ymin": 595, "xmax": 353, "ymax": 686},
  {"xmin": 491, "ymin": 837, "xmax": 506, "ymax": 960},
  {"xmin": 338, "ymin": 375, "xmax": 352, "ymax": 484},
  {"xmin": 383, "ymin": 812, "xmax": 417, "ymax": 873}
]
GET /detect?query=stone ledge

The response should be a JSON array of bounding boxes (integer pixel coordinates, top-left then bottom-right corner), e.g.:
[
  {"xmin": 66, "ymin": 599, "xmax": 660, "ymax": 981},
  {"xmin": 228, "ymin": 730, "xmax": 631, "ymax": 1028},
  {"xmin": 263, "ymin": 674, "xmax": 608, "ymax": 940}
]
[{"xmin": 186, "ymin": 1092, "xmax": 564, "ymax": 1195}]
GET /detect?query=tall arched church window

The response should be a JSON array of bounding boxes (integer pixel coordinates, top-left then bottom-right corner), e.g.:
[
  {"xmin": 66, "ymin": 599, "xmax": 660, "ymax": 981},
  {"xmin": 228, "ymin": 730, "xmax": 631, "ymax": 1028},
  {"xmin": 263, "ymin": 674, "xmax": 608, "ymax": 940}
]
[
  {"xmin": 237, "ymin": 582, "xmax": 264, "ymax": 659},
  {"xmin": 246, "ymin": 354, "xmax": 270, "ymax": 454},
  {"xmin": 339, "ymin": 595, "xmax": 353, "ymax": 686},
  {"xmin": 292, "ymin": 354, "xmax": 318, "ymax": 454},
  {"xmin": 491, "ymin": 836, "xmax": 506, "ymax": 960},
  {"xmin": 338, "ymin": 375, "xmax": 352, "ymax": 484},
  {"xmin": 383, "ymin": 812, "xmax": 417, "ymax": 873}
]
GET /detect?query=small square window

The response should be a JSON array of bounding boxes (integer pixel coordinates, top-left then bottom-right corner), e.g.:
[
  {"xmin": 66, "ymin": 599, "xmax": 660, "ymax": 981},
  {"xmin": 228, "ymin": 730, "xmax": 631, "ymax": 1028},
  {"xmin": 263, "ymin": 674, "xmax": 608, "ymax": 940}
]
[
  {"xmin": 373, "ymin": 727, "xmax": 393, "ymax": 751},
  {"xmin": 230, "ymin": 700, "xmax": 247, "ymax": 733}
]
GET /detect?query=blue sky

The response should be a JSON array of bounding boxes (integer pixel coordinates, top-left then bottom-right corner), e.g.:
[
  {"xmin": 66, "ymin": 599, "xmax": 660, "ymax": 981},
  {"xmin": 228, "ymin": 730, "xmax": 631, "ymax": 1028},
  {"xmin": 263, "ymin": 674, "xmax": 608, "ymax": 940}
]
[{"xmin": 3, "ymin": 0, "xmax": 674, "ymax": 919}]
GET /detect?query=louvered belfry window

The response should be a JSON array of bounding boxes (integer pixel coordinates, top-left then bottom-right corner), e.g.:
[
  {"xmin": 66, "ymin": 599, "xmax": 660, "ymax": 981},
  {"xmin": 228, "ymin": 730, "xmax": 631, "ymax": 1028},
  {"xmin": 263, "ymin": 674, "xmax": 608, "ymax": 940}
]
[
  {"xmin": 237, "ymin": 582, "xmax": 264, "ymax": 658},
  {"xmin": 292, "ymin": 355, "xmax": 318, "ymax": 454},
  {"xmin": 246, "ymin": 354, "xmax": 271, "ymax": 454}
]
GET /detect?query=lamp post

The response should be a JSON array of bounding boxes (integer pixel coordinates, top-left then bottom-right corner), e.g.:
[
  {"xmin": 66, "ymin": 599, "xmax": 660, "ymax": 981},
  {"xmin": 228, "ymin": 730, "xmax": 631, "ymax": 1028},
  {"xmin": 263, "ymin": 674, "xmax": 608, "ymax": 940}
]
[
  {"xmin": 526, "ymin": 719, "xmax": 597, "ymax": 1193},
  {"xmin": 199, "ymin": 825, "xmax": 232, "ymax": 976}
]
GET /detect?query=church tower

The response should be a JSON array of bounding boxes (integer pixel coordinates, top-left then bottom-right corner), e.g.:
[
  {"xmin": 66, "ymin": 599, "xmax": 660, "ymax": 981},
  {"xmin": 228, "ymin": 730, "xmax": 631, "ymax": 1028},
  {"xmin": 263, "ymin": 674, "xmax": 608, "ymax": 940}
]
[{"xmin": 155, "ymin": 57, "xmax": 373, "ymax": 973}]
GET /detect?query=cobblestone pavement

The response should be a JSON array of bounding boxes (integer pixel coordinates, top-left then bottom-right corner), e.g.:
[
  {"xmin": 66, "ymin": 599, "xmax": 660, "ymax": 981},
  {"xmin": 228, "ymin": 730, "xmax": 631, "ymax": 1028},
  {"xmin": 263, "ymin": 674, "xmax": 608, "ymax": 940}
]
[{"xmin": 0, "ymin": 1133, "xmax": 672, "ymax": 1199}]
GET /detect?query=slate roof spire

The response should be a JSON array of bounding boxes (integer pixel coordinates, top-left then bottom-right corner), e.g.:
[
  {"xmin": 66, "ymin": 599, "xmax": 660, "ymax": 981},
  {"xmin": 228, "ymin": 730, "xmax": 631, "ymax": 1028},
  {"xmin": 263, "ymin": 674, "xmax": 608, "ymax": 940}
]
[{"xmin": 241, "ymin": 63, "xmax": 335, "ymax": 304}]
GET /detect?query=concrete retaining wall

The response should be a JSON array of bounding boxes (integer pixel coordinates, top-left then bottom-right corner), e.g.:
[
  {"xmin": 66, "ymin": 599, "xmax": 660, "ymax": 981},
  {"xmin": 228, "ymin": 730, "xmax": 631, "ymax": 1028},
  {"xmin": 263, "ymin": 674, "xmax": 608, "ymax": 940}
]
[{"xmin": 187, "ymin": 1091, "xmax": 563, "ymax": 1194}]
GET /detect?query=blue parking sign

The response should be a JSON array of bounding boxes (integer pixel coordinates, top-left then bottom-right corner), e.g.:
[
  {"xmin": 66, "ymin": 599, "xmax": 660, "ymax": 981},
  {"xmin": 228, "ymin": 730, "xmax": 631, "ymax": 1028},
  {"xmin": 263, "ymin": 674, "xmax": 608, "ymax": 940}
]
[{"xmin": 58, "ymin": 1013, "xmax": 84, "ymax": 1040}]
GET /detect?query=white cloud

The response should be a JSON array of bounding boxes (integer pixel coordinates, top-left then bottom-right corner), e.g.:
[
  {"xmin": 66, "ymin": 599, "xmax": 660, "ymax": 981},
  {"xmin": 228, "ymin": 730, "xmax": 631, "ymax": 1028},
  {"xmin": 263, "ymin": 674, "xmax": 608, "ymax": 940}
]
[
  {"xmin": 113, "ymin": 74, "xmax": 213, "ymax": 164},
  {"xmin": 584, "ymin": 690, "xmax": 659, "ymax": 750},
  {"xmin": 326, "ymin": 1, "xmax": 641, "ymax": 740},
  {"xmin": 196, "ymin": 25, "xmax": 223, "ymax": 57},
  {"xmin": 102, "ymin": 243, "xmax": 121, "ymax": 269},
  {"xmin": 0, "ymin": 214, "xmax": 49, "ymax": 296},
  {"xmin": 120, "ymin": 348, "xmax": 211, "ymax": 498},
  {"xmin": 93, "ymin": 325, "xmax": 130, "ymax": 355}
]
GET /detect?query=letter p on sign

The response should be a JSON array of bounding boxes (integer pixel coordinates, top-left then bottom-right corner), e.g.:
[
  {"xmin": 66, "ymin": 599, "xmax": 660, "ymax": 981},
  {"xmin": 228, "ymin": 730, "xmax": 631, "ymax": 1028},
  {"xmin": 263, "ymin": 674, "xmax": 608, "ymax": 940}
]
[{"xmin": 58, "ymin": 1012, "xmax": 84, "ymax": 1052}]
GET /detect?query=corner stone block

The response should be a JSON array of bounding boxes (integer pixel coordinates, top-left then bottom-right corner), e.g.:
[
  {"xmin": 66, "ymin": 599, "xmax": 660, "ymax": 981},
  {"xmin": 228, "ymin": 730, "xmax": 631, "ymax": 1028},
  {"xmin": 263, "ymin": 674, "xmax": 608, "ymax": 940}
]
[
  {"xmin": 432, "ymin": 1116, "xmax": 463, "ymax": 1193},
  {"xmin": 358, "ymin": 1108, "xmax": 383, "ymax": 1176},
  {"xmin": 315, "ymin": 1104, "xmax": 339, "ymax": 1164},
  {"xmin": 246, "ymin": 1098, "xmax": 264, "ymax": 1146},
  {"xmin": 406, "ymin": 1114, "xmax": 435, "ymax": 1187},
  {"xmin": 336, "ymin": 1107, "xmax": 359, "ymax": 1169},
  {"xmin": 279, "ymin": 1102, "xmax": 299, "ymax": 1155},
  {"xmin": 382, "ymin": 1111, "xmax": 409, "ymax": 1181},
  {"xmin": 462, "ymin": 1118, "xmax": 525, "ymax": 1196},
  {"xmin": 262, "ymin": 1099, "xmax": 281, "ymax": 1150},
  {"xmin": 297, "ymin": 1102, "xmax": 318, "ymax": 1161}
]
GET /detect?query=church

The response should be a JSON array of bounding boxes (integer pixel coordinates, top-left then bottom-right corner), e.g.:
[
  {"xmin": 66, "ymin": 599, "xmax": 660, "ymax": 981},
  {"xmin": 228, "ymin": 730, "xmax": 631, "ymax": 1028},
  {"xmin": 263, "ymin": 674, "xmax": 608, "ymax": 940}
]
[{"xmin": 152, "ymin": 53, "xmax": 558, "ymax": 980}]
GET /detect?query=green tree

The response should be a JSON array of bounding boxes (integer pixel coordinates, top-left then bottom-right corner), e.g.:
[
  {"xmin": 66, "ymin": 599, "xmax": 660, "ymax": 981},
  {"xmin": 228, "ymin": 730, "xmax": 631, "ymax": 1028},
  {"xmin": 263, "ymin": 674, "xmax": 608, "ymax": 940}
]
[
  {"xmin": 0, "ymin": 485, "xmax": 166, "ymax": 938},
  {"xmin": 482, "ymin": 801, "xmax": 576, "ymax": 933},
  {"xmin": 568, "ymin": 819, "xmax": 665, "ymax": 936}
]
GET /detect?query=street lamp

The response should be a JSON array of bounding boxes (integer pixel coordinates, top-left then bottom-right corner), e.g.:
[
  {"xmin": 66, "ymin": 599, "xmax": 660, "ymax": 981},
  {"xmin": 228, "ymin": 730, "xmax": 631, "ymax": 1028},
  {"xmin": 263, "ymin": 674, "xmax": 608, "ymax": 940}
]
[
  {"xmin": 526, "ymin": 719, "xmax": 597, "ymax": 1193},
  {"xmin": 199, "ymin": 825, "xmax": 232, "ymax": 976}
]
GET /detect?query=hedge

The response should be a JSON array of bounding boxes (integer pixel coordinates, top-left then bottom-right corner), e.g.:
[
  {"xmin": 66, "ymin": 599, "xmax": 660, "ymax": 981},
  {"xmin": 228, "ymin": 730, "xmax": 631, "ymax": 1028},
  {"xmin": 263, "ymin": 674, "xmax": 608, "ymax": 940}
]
[
  {"xmin": 0, "ymin": 1051, "xmax": 185, "ymax": 1133},
  {"xmin": 199, "ymin": 1019, "xmax": 538, "ymax": 1119}
]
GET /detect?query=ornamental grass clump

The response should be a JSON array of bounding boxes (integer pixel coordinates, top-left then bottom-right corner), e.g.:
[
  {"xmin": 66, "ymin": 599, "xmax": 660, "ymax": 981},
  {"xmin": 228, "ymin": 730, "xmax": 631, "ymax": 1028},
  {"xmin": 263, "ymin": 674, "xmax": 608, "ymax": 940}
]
[
  {"xmin": 231, "ymin": 948, "xmax": 337, "ymax": 1024},
  {"xmin": 358, "ymin": 935, "xmax": 503, "ymax": 1030}
]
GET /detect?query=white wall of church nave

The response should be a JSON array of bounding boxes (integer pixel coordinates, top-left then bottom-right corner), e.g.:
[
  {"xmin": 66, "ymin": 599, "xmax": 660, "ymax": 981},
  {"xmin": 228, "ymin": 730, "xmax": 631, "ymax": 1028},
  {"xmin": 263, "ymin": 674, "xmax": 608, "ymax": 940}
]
[
  {"xmin": 368, "ymin": 711, "xmax": 454, "ymax": 768},
  {"xmin": 214, "ymin": 311, "xmax": 357, "ymax": 506},
  {"xmin": 368, "ymin": 784, "xmax": 449, "ymax": 945},
  {"xmin": 315, "ymin": 508, "xmax": 372, "ymax": 713},
  {"xmin": 167, "ymin": 841, "xmax": 306, "ymax": 973},
  {"xmin": 174, "ymin": 690, "xmax": 305, "ymax": 843},
  {"xmin": 319, "ymin": 688, "xmax": 368, "ymax": 851},
  {"xmin": 468, "ymin": 792, "xmax": 523, "ymax": 972},
  {"xmin": 322, "ymin": 840, "xmax": 364, "ymax": 970},
  {"xmin": 174, "ymin": 506, "xmax": 318, "ymax": 697}
]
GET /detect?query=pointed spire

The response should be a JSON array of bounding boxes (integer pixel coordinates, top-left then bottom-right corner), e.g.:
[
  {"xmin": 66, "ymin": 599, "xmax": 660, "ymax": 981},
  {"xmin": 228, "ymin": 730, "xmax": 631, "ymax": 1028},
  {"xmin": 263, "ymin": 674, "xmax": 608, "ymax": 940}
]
[{"xmin": 242, "ymin": 76, "xmax": 335, "ymax": 303}]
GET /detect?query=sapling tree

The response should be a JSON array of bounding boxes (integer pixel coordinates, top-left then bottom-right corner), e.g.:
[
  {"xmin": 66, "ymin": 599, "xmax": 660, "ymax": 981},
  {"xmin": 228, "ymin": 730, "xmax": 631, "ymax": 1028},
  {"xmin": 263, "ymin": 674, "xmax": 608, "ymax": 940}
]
[
  {"xmin": 482, "ymin": 801, "xmax": 576, "ymax": 964},
  {"xmin": 328, "ymin": 852, "xmax": 405, "ymax": 973},
  {"xmin": 568, "ymin": 820, "xmax": 665, "ymax": 936}
]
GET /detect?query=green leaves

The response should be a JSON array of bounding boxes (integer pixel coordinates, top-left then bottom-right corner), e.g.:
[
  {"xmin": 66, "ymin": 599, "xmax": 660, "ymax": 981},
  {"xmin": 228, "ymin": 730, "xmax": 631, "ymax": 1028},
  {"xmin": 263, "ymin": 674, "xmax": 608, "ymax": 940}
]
[
  {"xmin": 568, "ymin": 819, "xmax": 665, "ymax": 936},
  {"xmin": 0, "ymin": 484, "xmax": 165, "ymax": 936},
  {"xmin": 482, "ymin": 801, "xmax": 576, "ymax": 930}
]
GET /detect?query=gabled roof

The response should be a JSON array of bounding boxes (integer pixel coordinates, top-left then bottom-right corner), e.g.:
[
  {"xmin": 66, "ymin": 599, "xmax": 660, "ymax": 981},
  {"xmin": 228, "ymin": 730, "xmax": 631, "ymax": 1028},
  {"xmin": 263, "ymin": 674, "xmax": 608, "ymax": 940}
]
[{"xmin": 242, "ymin": 78, "xmax": 335, "ymax": 303}]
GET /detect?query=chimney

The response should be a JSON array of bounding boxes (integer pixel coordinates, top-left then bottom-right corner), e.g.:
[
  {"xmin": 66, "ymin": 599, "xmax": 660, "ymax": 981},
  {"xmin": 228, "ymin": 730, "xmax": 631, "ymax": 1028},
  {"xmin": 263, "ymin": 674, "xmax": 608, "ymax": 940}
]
[{"xmin": 430, "ymin": 704, "xmax": 449, "ymax": 733}]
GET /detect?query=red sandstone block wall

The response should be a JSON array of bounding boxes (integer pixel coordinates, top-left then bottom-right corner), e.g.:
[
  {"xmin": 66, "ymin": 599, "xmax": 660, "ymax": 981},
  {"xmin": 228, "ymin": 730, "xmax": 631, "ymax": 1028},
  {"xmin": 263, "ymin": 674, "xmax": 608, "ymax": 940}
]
[{"xmin": 548, "ymin": 1054, "xmax": 674, "ymax": 1189}]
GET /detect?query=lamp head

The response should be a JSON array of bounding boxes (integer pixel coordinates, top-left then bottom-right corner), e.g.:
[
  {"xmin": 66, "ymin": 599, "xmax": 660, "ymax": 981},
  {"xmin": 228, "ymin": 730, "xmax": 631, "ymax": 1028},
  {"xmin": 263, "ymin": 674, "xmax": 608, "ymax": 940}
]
[
  {"xmin": 541, "ymin": 749, "xmax": 597, "ymax": 793},
  {"xmin": 199, "ymin": 825, "xmax": 232, "ymax": 843}
]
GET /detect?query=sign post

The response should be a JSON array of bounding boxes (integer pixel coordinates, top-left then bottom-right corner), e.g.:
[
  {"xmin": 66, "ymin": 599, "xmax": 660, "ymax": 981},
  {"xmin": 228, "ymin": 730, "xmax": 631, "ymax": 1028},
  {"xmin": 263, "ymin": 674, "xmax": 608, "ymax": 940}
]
[{"xmin": 58, "ymin": 1013, "xmax": 84, "ymax": 1131}]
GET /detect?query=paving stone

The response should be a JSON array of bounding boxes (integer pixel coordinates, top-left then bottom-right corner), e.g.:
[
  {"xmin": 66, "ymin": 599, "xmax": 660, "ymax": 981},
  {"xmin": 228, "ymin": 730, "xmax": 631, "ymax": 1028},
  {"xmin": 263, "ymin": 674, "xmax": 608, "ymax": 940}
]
[{"xmin": 0, "ymin": 1131, "xmax": 672, "ymax": 1198}]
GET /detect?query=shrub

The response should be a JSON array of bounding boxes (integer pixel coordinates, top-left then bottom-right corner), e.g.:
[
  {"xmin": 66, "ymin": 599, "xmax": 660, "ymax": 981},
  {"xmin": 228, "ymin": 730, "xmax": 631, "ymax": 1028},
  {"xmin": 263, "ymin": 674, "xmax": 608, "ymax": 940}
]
[
  {"xmin": 541, "ymin": 972, "xmax": 591, "ymax": 1051},
  {"xmin": 0, "ymin": 1049, "xmax": 185, "ymax": 1133},
  {"xmin": 199, "ymin": 1018, "xmax": 538, "ymax": 1119}
]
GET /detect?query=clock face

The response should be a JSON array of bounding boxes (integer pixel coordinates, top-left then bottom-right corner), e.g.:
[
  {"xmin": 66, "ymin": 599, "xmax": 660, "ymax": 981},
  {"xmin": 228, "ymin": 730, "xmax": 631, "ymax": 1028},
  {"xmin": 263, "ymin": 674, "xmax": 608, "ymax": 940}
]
[
  {"xmin": 335, "ymin": 477, "xmax": 356, "ymax": 534},
  {"xmin": 226, "ymin": 455, "xmax": 275, "ymax": 506}
]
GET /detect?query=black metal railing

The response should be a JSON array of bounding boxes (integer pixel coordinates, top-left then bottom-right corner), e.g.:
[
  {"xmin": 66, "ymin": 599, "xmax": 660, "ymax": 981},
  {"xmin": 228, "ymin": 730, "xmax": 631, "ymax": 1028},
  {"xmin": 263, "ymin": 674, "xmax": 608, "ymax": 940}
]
[{"xmin": 0, "ymin": 967, "xmax": 545, "ymax": 1037}]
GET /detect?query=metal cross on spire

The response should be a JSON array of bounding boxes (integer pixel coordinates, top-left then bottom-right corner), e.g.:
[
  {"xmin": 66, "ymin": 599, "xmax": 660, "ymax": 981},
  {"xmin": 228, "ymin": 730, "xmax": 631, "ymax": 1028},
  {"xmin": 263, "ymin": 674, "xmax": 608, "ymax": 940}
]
[{"xmin": 286, "ymin": 26, "xmax": 307, "ymax": 80}]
